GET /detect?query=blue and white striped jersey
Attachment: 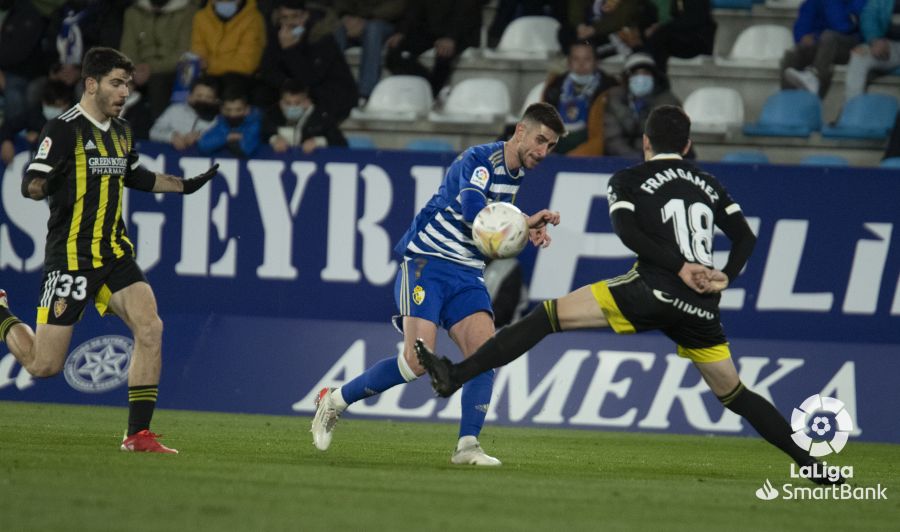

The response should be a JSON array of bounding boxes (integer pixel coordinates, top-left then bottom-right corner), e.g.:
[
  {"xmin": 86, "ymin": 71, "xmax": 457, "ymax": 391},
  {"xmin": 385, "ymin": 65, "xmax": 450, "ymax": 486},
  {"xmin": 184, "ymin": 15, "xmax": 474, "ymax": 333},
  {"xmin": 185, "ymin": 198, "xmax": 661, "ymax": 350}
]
[{"xmin": 394, "ymin": 141, "xmax": 525, "ymax": 269}]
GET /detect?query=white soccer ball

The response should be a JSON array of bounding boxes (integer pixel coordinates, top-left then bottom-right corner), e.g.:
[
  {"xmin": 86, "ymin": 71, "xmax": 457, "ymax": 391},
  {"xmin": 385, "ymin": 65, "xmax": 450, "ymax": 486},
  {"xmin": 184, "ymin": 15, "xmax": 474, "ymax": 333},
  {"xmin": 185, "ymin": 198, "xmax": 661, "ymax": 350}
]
[{"xmin": 471, "ymin": 202, "xmax": 529, "ymax": 259}]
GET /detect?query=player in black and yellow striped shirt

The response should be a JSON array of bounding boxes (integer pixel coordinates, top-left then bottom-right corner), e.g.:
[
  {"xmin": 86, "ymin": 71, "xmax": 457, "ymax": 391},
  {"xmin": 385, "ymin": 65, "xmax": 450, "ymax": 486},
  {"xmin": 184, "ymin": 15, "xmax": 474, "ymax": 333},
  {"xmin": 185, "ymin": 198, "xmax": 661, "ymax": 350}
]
[{"xmin": 0, "ymin": 47, "xmax": 218, "ymax": 454}]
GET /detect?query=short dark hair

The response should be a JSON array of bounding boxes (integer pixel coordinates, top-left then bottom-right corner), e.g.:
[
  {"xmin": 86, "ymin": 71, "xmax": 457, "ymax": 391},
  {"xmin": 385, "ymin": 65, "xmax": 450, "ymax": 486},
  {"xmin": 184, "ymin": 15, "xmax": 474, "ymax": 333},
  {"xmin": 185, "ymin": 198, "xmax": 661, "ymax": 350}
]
[
  {"xmin": 191, "ymin": 75, "xmax": 219, "ymax": 95},
  {"xmin": 221, "ymin": 84, "xmax": 250, "ymax": 105},
  {"xmin": 645, "ymin": 105, "xmax": 691, "ymax": 154},
  {"xmin": 569, "ymin": 40, "xmax": 596, "ymax": 57},
  {"xmin": 521, "ymin": 102, "xmax": 566, "ymax": 136},
  {"xmin": 82, "ymin": 47, "xmax": 134, "ymax": 82},
  {"xmin": 280, "ymin": 78, "xmax": 309, "ymax": 96}
]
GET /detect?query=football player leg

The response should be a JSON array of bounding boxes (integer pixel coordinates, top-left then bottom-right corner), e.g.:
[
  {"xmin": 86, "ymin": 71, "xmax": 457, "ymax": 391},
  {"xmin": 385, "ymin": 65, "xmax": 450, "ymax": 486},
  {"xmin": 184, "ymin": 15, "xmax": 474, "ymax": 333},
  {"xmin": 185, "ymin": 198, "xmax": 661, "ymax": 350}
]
[
  {"xmin": 418, "ymin": 284, "xmax": 609, "ymax": 395},
  {"xmin": 1, "ymin": 289, "xmax": 75, "ymax": 377},
  {"xmin": 447, "ymin": 311, "xmax": 501, "ymax": 466},
  {"xmin": 311, "ymin": 316, "xmax": 437, "ymax": 451},
  {"xmin": 692, "ymin": 355, "xmax": 841, "ymax": 484},
  {"xmin": 107, "ymin": 281, "xmax": 176, "ymax": 453}
]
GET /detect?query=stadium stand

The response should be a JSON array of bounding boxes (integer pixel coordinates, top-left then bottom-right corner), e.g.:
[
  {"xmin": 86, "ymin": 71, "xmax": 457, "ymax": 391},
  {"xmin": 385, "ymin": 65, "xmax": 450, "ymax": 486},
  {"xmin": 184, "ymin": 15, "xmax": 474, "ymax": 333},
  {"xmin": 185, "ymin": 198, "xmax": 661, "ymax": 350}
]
[
  {"xmin": 683, "ymin": 87, "xmax": 745, "ymax": 134},
  {"xmin": 800, "ymin": 154, "xmax": 851, "ymax": 166},
  {"xmin": 428, "ymin": 78, "xmax": 513, "ymax": 123},
  {"xmin": 404, "ymin": 138, "xmax": 457, "ymax": 153},
  {"xmin": 482, "ymin": 16, "xmax": 561, "ymax": 60},
  {"xmin": 350, "ymin": 76, "xmax": 434, "ymax": 121},
  {"xmin": 720, "ymin": 150, "xmax": 770, "ymax": 163},
  {"xmin": 822, "ymin": 94, "xmax": 899, "ymax": 140},
  {"xmin": 743, "ymin": 89, "xmax": 822, "ymax": 137}
]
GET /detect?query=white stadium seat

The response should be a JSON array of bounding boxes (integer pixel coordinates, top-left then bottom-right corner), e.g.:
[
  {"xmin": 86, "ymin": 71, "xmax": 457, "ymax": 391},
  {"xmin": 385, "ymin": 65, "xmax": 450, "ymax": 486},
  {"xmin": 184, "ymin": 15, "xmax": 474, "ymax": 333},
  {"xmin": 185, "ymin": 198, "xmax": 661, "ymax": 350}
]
[
  {"xmin": 429, "ymin": 78, "xmax": 513, "ymax": 123},
  {"xmin": 483, "ymin": 16, "xmax": 561, "ymax": 60},
  {"xmin": 716, "ymin": 24, "xmax": 794, "ymax": 66},
  {"xmin": 683, "ymin": 87, "xmax": 745, "ymax": 134},
  {"xmin": 350, "ymin": 75, "xmax": 433, "ymax": 120},
  {"xmin": 513, "ymin": 81, "xmax": 546, "ymax": 122}
]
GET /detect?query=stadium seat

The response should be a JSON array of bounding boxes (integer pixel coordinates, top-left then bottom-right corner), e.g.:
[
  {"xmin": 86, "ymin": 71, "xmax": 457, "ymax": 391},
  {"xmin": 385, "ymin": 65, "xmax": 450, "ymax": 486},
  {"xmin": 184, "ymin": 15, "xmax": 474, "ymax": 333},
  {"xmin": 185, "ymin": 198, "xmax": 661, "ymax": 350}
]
[
  {"xmin": 766, "ymin": 0, "xmax": 803, "ymax": 8},
  {"xmin": 800, "ymin": 154, "xmax": 850, "ymax": 166},
  {"xmin": 711, "ymin": 0, "xmax": 754, "ymax": 9},
  {"xmin": 879, "ymin": 157, "xmax": 900, "ymax": 168},
  {"xmin": 405, "ymin": 138, "xmax": 456, "ymax": 153},
  {"xmin": 482, "ymin": 16, "xmax": 561, "ymax": 60},
  {"xmin": 717, "ymin": 25, "xmax": 794, "ymax": 66},
  {"xmin": 721, "ymin": 150, "xmax": 770, "ymax": 163},
  {"xmin": 511, "ymin": 81, "xmax": 546, "ymax": 122},
  {"xmin": 350, "ymin": 76, "xmax": 433, "ymax": 121},
  {"xmin": 821, "ymin": 94, "xmax": 899, "ymax": 140},
  {"xmin": 683, "ymin": 87, "xmax": 745, "ymax": 134},
  {"xmin": 429, "ymin": 78, "xmax": 513, "ymax": 123},
  {"xmin": 743, "ymin": 90, "xmax": 822, "ymax": 137},
  {"xmin": 346, "ymin": 135, "xmax": 377, "ymax": 149}
]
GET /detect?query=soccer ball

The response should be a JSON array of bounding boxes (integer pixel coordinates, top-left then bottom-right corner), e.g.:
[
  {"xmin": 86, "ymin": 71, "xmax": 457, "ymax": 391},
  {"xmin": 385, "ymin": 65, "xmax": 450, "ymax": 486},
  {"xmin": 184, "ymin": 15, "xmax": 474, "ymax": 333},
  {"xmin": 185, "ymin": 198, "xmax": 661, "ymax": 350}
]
[{"xmin": 471, "ymin": 202, "xmax": 529, "ymax": 259}]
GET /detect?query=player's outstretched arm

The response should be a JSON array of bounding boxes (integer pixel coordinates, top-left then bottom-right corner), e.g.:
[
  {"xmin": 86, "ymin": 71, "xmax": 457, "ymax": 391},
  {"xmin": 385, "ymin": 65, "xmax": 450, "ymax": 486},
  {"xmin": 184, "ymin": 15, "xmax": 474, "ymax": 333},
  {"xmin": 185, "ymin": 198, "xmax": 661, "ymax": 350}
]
[{"xmin": 151, "ymin": 163, "xmax": 220, "ymax": 194}]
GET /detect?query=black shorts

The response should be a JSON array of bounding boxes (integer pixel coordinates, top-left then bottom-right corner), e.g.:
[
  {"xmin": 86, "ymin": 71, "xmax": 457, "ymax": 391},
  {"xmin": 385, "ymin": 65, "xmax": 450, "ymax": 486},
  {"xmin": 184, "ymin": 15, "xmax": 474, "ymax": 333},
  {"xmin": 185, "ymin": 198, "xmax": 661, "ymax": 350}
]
[
  {"xmin": 590, "ymin": 270, "xmax": 730, "ymax": 363},
  {"xmin": 37, "ymin": 257, "xmax": 147, "ymax": 326}
]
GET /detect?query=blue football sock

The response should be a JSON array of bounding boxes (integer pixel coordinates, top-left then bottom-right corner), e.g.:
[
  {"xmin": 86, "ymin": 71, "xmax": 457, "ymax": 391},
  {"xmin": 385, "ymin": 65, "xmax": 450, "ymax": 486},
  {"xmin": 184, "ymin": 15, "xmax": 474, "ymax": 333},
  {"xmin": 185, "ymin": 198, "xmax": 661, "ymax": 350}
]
[
  {"xmin": 340, "ymin": 356, "xmax": 407, "ymax": 405},
  {"xmin": 458, "ymin": 369, "xmax": 496, "ymax": 438}
]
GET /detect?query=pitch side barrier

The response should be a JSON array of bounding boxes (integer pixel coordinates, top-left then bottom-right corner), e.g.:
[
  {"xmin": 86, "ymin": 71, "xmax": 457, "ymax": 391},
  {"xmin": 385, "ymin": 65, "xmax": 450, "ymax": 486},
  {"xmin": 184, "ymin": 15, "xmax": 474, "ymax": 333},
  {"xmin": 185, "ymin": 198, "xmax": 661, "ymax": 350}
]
[{"xmin": 1, "ymin": 145, "xmax": 898, "ymax": 443}]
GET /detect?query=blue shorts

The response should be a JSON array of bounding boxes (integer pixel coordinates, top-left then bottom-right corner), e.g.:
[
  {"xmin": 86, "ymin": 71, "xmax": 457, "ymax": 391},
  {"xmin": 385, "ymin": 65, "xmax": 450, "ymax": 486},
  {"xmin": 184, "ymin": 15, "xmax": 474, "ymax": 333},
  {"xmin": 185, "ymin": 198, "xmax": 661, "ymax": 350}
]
[{"xmin": 394, "ymin": 256, "xmax": 493, "ymax": 331}]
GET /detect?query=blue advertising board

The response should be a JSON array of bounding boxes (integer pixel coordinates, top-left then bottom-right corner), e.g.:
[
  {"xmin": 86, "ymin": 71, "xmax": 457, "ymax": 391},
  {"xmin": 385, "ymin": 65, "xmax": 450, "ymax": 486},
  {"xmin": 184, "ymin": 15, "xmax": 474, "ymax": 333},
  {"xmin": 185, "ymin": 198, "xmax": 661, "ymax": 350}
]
[{"xmin": 1, "ymin": 143, "xmax": 898, "ymax": 443}]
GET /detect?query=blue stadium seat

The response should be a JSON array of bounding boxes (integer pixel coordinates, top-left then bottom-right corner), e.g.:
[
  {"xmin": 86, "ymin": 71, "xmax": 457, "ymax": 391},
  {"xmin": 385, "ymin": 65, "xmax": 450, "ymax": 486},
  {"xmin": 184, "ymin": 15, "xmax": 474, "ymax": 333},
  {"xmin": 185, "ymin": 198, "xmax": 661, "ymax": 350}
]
[
  {"xmin": 405, "ymin": 138, "xmax": 456, "ymax": 153},
  {"xmin": 712, "ymin": 0, "xmax": 754, "ymax": 8},
  {"xmin": 880, "ymin": 157, "xmax": 900, "ymax": 168},
  {"xmin": 346, "ymin": 135, "xmax": 377, "ymax": 150},
  {"xmin": 822, "ymin": 94, "xmax": 898, "ymax": 140},
  {"xmin": 743, "ymin": 90, "xmax": 822, "ymax": 137},
  {"xmin": 800, "ymin": 154, "xmax": 850, "ymax": 166},
  {"xmin": 721, "ymin": 150, "xmax": 770, "ymax": 164}
]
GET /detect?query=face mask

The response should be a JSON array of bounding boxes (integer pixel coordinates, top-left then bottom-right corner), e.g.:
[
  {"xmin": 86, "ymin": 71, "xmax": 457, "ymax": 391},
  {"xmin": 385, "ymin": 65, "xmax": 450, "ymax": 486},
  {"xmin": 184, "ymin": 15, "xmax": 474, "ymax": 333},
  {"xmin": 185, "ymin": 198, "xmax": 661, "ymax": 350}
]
[
  {"xmin": 291, "ymin": 25, "xmax": 305, "ymax": 38},
  {"xmin": 629, "ymin": 74, "xmax": 654, "ymax": 98},
  {"xmin": 192, "ymin": 102, "xmax": 219, "ymax": 121},
  {"xmin": 568, "ymin": 72, "xmax": 596, "ymax": 86},
  {"xmin": 282, "ymin": 104, "xmax": 307, "ymax": 122},
  {"xmin": 43, "ymin": 105, "xmax": 64, "ymax": 121},
  {"xmin": 225, "ymin": 115, "xmax": 245, "ymax": 128},
  {"xmin": 214, "ymin": 1, "xmax": 238, "ymax": 19}
]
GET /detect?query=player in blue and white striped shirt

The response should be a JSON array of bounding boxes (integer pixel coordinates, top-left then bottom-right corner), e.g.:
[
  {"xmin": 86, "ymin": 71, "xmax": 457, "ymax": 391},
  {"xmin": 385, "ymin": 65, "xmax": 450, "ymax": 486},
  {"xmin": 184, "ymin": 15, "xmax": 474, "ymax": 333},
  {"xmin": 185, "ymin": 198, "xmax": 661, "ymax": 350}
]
[{"xmin": 312, "ymin": 103, "xmax": 566, "ymax": 465}]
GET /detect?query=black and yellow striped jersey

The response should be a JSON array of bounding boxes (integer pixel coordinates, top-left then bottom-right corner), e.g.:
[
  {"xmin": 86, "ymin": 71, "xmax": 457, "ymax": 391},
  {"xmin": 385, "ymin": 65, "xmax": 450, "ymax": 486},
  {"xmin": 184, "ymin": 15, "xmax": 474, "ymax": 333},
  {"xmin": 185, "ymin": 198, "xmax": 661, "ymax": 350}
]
[{"xmin": 24, "ymin": 104, "xmax": 156, "ymax": 272}]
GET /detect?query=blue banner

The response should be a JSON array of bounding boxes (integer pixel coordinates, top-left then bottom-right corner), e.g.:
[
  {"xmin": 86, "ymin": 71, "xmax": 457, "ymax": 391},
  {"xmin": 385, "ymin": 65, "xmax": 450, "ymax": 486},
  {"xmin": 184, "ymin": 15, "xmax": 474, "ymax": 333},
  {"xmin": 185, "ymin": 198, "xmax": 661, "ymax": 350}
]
[{"xmin": 1, "ymin": 143, "xmax": 898, "ymax": 442}]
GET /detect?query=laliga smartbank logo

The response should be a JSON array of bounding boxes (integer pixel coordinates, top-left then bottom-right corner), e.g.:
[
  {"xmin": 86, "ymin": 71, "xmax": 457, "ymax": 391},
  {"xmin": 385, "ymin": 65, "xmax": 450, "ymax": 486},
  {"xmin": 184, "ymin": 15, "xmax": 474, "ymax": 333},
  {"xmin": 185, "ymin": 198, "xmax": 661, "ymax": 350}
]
[
  {"xmin": 790, "ymin": 394, "xmax": 852, "ymax": 456},
  {"xmin": 754, "ymin": 394, "xmax": 888, "ymax": 501}
]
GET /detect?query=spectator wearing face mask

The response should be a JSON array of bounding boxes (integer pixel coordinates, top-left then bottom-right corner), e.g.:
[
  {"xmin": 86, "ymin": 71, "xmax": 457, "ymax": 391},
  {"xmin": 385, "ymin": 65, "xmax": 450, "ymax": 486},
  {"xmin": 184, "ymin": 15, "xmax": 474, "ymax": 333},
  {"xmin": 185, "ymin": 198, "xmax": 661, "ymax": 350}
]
[
  {"xmin": 191, "ymin": 0, "xmax": 265, "ymax": 79},
  {"xmin": 542, "ymin": 41, "xmax": 618, "ymax": 156},
  {"xmin": 261, "ymin": 79, "xmax": 347, "ymax": 154},
  {"xmin": 0, "ymin": 81, "xmax": 73, "ymax": 166},
  {"xmin": 197, "ymin": 85, "xmax": 262, "ymax": 157},
  {"xmin": 120, "ymin": 0, "xmax": 198, "ymax": 120},
  {"xmin": 150, "ymin": 76, "xmax": 221, "ymax": 150},
  {"xmin": 603, "ymin": 52, "xmax": 681, "ymax": 157}
]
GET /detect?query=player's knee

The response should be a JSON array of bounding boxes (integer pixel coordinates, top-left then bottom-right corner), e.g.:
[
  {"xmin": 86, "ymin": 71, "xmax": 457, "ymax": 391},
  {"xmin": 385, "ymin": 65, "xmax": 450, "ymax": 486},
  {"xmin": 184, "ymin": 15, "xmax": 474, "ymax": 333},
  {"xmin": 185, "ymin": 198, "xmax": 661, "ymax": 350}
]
[
  {"xmin": 134, "ymin": 315, "xmax": 163, "ymax": 348},
  {"xmin": 401, "ymin": 346, "xmax": 425, "ymax": 379},
  {"xmin": 28, "ymin": 358, "xmax": 64, "ymax": 378}
]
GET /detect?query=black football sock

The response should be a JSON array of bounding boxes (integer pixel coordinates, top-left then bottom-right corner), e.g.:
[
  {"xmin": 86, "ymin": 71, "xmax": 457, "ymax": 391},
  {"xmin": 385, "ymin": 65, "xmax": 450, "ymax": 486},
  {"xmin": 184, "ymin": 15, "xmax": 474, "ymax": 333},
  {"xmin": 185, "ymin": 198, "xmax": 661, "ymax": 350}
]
[
  {"xmin": 454, "ymin": 300, "xmax": 561, "ymax": 383},
  {"xmin": 127, "ymin": 385, "xmax": 159, "ymax": 436},
  {"xmin": 721, "ymin": 383, "xmax": 812, "ymax": 466}
]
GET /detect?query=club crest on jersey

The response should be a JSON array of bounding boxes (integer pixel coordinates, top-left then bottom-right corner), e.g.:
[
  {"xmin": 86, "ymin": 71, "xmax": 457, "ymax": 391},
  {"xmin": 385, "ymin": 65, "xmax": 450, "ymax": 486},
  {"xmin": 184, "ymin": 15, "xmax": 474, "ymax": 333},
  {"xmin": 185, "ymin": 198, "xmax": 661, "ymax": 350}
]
[
  {"xmin": 471, "ymin": 166, "xmax": 490, "ymax": 189},
  {"xmin": 53, "ymin": 297, "xmax": 67, "ymax": 318},
  {"xmin": 36, "ymin": 137, "xmax": 52, "ymax": 160},
  {"xmin": 413, "ymin": 285, "xmax": 426, "ymax": 305}
]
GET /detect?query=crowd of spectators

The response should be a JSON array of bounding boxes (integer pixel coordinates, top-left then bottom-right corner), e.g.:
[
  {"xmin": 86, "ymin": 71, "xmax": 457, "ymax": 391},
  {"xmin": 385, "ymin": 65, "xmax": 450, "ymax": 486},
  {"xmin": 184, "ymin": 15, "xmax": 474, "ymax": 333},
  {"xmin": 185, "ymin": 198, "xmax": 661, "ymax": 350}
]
[{"xmin": 0, "ymin": 0, "xmax": 897, "ymax": 161}]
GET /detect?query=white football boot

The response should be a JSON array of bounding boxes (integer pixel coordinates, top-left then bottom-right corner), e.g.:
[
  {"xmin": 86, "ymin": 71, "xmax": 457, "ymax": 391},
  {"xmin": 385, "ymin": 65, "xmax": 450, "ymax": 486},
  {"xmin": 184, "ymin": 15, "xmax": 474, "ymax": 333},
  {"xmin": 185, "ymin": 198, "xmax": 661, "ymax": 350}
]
[
  {"xmin": 310, "ymin": 387, "xmax": 343, "ymax": 451},
  {"xmin": 451, "ymin": 436, "xmax": 502, "ymax": 466}
]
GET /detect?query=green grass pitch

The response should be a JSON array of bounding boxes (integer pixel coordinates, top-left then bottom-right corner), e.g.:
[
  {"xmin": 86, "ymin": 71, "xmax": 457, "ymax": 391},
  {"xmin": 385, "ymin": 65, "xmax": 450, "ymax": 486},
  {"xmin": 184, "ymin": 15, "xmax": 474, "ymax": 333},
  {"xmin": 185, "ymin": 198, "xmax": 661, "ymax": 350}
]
[{"xmin": 1, "ymin": 401, "xmax": 897, "ymax": 531}]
